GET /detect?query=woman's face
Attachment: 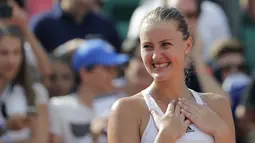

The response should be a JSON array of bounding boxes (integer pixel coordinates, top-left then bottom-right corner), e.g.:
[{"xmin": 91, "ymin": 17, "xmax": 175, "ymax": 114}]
[
  {"xmin": 0, "ymin": 36, "xmax": 22, "ymax": 82},
  {"xmin": 140, "ymin": 21, "xmax": 192, "ymax": 81}
]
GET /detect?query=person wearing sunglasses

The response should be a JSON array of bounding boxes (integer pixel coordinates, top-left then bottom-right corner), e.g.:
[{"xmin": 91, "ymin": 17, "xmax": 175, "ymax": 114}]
[
  {"xmin": 211, "ymin": 39, "xmax": 248, "ymax": 83},
  {"xmin": 211, "ymin": 39, "xmax": 251, "ymax": 121}
]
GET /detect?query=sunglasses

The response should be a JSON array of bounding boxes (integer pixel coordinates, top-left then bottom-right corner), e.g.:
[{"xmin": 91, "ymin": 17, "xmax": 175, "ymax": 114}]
[{"xmin": 219, "ymin": 63, "xmax": 246, "ymax": 73}]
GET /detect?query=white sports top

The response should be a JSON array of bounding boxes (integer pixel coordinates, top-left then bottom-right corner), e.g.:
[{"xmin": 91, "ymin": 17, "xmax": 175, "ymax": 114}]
[{"xmin": 141, "ymin": 89, "xmax": 215, "ymax": 143}]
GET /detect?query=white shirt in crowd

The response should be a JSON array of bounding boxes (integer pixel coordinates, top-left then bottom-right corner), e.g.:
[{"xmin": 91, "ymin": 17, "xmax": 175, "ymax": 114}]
[
  {"xmin": 0, "ymin": 83, "xmax": 49, "ymax": 142},
  {"xmin": 49, "ymin": 94, "xmax": 95, "ymax": 143},
  {"xmin": 127, "ymin": 0, "xmax": 231, "ymax": 62},
  {"xmin": 49, "ymin": 92, "xmax": 125, "ymax": 143}
]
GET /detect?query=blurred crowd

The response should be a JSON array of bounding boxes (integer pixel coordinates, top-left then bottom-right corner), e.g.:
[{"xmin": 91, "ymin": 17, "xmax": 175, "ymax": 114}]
[{"xmin": 0, "ymin": 0, "xmax": 254, "ymax": 143}]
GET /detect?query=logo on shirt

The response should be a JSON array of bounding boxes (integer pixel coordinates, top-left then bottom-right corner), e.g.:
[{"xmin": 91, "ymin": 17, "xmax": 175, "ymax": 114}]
[
  {"xmin": 186, "ymin": 126, "xmax": 195, "ymax": 133},
  {"xmin": 70, "ymin": 123, "xmax": 91, "ymax": 137}
]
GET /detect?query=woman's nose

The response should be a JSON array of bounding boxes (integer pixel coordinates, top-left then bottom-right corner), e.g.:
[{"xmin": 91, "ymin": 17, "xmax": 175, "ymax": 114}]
[{"xmin": 152, "ymin": 49, "xmax": 163, "ymax": 61}]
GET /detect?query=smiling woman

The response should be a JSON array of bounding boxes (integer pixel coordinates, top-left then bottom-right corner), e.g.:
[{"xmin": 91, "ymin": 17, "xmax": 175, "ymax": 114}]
[{"xmin": 108, "ymin": 7, "xmax": 235, "ymax": 143}]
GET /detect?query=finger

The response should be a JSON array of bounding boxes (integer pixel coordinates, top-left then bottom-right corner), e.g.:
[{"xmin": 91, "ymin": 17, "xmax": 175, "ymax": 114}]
[
  {"xmin": 180, "ymin": 99, "xmax": 201, "ymax": 112},
  {"xmin": 166, "ymin": 100, "xmax": 175, "ymax": 115},
  {"xmin": 181, "ymin": 108, "xmax": 198, "ymax": 123},
  {"xmin": 179, "ymin": 113, "xmax": 185, "ymax": 121},
  {"xmin": 175, "ymin": 104, "xmax": 181, "ymax": 116},
  {"xmin": 178, "ymin": 100, "xmax": 199, "ymax": 115}
]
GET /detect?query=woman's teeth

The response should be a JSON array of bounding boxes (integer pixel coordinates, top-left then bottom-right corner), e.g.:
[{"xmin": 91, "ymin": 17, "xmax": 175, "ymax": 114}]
[{"xmin": 153, "ymin": 62, "xmax": 171, "ymax": 68}]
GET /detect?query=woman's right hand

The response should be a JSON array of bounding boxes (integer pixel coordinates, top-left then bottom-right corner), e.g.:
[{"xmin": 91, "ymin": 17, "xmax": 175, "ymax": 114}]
[{"xmin": 151, "ymin": 100, "xmax": 191, "ymax": 142}]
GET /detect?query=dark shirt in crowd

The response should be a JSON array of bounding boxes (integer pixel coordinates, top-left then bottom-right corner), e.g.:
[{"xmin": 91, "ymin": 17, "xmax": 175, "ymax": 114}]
[{"xmin": 29, "ymin": 4, "xmax": 122, "ymax": 53}]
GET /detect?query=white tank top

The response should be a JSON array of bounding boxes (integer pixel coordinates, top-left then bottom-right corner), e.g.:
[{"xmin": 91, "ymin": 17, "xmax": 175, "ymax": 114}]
[{"xmin": 141, "ymin": 89, "xmax": 215, "ymax": 143}]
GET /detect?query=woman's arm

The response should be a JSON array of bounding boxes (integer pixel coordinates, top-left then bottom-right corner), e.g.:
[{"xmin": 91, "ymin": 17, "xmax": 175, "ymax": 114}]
[
  {"xmin": 108, "ymin": 98, "xmax": 141, "ymax": 143},
  {"xmin": 33, "ymin": 104, "xmax": 49, "ymax": 143},
  {"xmin": 26, "ymin": 83, "xmax": 50, "ymax": 143},
  {"xmin": 9, "ymin": 1, "xmax": 52, "ymax": 77},
  {"xmin": 203, "ymin": 94, "xmax": 236, "ymax": 143},
  {"xmin": 22, "ymin": 27, "xmax": 52, "ymax": 77}
]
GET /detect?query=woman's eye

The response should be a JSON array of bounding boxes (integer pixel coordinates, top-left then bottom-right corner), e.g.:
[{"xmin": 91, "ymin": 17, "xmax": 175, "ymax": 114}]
[
  {"xmin": 143, "ymin": 45, "xmax": 152, "ymax": 49},
  {"xmin": 162, "ymin": 42, "xmax": 172, "ymax": 47}
]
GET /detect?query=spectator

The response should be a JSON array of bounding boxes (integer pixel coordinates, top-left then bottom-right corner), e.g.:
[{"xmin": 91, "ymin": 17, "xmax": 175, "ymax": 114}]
[
  {"xmin": 240, "ymin": 0, "xmax": 255, "ymax": 72},
  {"xmin": 43, "ymin": 39, "xmax": 85, "ymax": 97},
  {"xmin": 127, "ymin": 0, "xmax": 231, "ymax": 63},
  {"xmin": 89, "ymin": 37, "xmax": 152, "ymax": 142},
  {"xmin": 211, "ymin": 39, "xmax": 249, "ymax": 83},
  {"xmin": 29, "ymin": 0, "xmax": 122, "ymax": 53},
  {"xmin": 49, "ymin": 39, "xmax": 128, "ymax": 143},
  {"xmin": 44, "ymin": 55, "xmax": 75, "ymax": 98},
  {"xmin": 3, "ymin": 0, "xmax": 52, "ymax": 80},
  {"xmin": 210, "ymin": 39, "xmax": 250, "ymax": 112},
  {"xmin": 0, "ymin": 24, "xmax": 49, "ymax": 143}
]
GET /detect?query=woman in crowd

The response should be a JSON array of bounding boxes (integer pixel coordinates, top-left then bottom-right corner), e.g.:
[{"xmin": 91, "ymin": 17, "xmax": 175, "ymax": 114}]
[
  {"xmin": 108, "ymin": 7, "xmax": 235, "ymax": 143},
  {"xmin": 0, "ymin": 24, "xmax": 49, "ymax": 143}
]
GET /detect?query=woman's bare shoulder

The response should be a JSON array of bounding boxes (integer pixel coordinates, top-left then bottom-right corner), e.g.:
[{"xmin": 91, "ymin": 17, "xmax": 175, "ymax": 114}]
[
  {"xmin": 200, "ymin": 93, "xmax": 233, "ymax": 123},
  {"xmin": 199, "ymin": 93, "xmax": 230, "ymax": 107},
  {"xmin": 200, "ymin": 93, "xmax": 235, "ymax": 136},
  {"xmin": 111, "ymin": 93, "xmax": 148, "ymax": 116}
]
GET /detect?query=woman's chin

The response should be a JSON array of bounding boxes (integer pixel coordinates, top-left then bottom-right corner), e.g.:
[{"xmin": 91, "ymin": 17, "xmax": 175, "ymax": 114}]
[{"xmin": 152, "ymin": 73, "xmax": 170, "ymax": 82}]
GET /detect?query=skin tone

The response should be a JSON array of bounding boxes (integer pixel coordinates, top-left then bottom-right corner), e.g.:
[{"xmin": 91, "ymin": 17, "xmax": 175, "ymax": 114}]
[
  {"xmin": 51, "ymin": 65, "xmax": 118, "ymax": 143},
  {"xmin": 108, "ymin": 20, "xmax": 235, "ymax": 143},
  {"xmin": 47, "ymin": 60, "xmax": 74, "ymax": 97},
  {"xmin": 0, "ymin": 36, "xmax": 22, "ymax": 84}
]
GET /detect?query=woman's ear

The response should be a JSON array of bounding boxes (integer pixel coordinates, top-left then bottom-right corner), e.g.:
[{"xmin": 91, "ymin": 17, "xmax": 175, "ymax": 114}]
[{"xmin": 185, "ymin": 36, "xmax": 193, "ymax": 55}]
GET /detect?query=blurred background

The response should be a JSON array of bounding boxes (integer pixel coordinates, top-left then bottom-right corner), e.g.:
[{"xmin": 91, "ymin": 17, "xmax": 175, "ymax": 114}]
[{"xmin": 0, "ymin": 0, "xmax": 255, "ymax": 143}]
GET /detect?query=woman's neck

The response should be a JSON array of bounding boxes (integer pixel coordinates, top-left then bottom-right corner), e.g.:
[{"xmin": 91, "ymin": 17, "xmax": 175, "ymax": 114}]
[{"xmin": 149, "ymin": 76, "xmax": 191, "ymax": 104}]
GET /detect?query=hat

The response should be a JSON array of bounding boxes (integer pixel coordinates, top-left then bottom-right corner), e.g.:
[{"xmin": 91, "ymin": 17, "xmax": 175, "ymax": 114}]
[{"xmin": 72, "ymin": 39, "xmax": 129, "ymax": 71}]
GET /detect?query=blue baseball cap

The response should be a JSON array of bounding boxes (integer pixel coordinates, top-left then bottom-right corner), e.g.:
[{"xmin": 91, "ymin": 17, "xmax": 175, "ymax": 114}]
[{"xmin": 72, "ymin": 39, "xmax": 129, "ymax": 71}]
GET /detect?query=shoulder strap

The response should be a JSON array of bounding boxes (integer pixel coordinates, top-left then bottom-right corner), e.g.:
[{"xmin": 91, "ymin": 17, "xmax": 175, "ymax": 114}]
[
  {"xmin": 142, "ymin": 89, "xmax": 164, "ymax": 116},
  {"xmin": 189, "ymin": 89, "xmax": 204, "ymax": 105}
]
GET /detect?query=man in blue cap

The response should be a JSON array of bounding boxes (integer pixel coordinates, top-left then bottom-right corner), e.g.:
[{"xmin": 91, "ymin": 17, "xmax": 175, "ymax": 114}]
[{"xmin": 48, "ymin": 39, "xmax": 129, "ymax": 143}]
